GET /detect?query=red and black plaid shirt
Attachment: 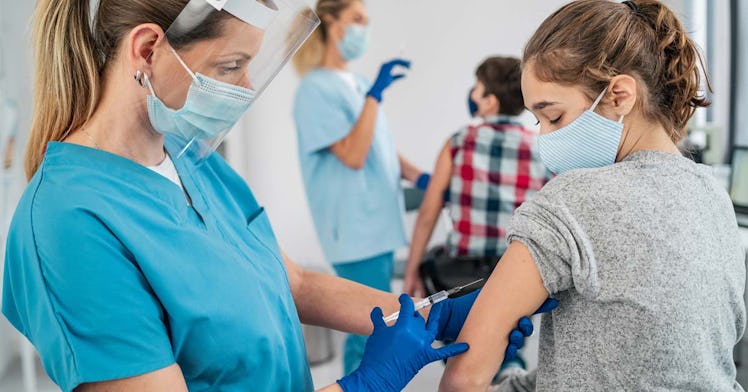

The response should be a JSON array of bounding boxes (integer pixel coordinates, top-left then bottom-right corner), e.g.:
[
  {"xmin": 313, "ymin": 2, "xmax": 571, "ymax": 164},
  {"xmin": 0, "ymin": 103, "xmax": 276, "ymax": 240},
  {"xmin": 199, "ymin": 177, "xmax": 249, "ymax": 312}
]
[{"xmin": 447, "ymin": 116, "xmax": 550, "ymax": 257}]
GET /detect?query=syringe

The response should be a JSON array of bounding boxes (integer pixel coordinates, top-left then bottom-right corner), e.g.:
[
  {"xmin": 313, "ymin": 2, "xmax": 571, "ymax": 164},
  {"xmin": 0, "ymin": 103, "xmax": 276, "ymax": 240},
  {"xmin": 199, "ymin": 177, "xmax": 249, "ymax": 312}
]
[{"xmin": 383, "ymin": 279, "xmax": 484, "ymax": 324}]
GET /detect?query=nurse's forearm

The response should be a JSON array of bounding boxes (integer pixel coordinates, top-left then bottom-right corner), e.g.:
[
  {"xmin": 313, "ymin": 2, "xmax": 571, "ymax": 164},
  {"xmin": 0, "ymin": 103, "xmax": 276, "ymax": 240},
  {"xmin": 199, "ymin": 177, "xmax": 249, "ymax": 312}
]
[
  {"xmin": 405, "ymin": 142, "xmax": 452, "ymax": 276},
  {"xmin": 329, "ymin": 97, "xmax": 379, "ymax": 170},
  {"xmin": 317, "ymin": 384, "xmax": 344, "ymax": 392},
  {"xmin": 399, "ymin": 153, "xmax": 423, "ymax": 183},
  {"xmin": 294, "ymin": 268, "xmax": 400, "ymax": 335}
]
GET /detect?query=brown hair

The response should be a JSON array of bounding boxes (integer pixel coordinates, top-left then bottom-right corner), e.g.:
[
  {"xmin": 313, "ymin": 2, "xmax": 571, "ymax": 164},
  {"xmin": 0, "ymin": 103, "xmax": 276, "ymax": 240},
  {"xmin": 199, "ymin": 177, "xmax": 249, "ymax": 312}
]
[
  {"xmin": 523, "ymin": 0, "xmax": 710, "ymax": 143},
  {"xmin": 475, "ymin": 56, "xmax": 524, "ymax": 116},
  {"xmin": 25, "ymin": 0, "xmax": 231, "ymax": 179},
  {"xmin": 292, "ymin": 0, "xmax": 359, "ymax": 75}
]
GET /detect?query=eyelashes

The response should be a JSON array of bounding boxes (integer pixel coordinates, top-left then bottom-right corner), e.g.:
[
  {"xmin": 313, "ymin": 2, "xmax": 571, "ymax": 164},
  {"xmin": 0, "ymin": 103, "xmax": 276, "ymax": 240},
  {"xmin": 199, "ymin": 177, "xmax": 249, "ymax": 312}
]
[{"xmin": 535, "ymin": 116, "xmax": 563, "ymax": 126}]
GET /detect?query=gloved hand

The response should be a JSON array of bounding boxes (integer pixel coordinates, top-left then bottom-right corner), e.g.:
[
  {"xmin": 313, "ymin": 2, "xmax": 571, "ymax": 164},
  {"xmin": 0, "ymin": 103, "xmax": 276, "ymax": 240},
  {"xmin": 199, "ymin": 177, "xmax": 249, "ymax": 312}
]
[
  {"xmin": 366, "ymin": 58, "xmax": 411, "ymax": 102},
  {"xmin": 435, "ymin": 290, "xmax": 559, "ymax": 362},
  {"xmin": 415, "ymin": 173, "xmax": 431, "ymax": 190},
  {"xmin": 504, "ymin": 298, "xmax": 558, "ymax": 361},
  {"xmin": 337, "ymin": 295, "xmax": 469, "ymax": 392},
  {"xmin": 413, "ymin": 173, "xmax": 450, "ymax": 204}
]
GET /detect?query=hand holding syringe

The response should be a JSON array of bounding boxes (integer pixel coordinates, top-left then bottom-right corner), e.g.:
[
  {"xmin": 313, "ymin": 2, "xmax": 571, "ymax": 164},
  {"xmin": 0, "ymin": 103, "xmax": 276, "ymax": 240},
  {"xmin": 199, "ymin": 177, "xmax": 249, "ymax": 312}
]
[{"xmin": 383, "ymin": 279, "xmax": 484, "ymax": 324}]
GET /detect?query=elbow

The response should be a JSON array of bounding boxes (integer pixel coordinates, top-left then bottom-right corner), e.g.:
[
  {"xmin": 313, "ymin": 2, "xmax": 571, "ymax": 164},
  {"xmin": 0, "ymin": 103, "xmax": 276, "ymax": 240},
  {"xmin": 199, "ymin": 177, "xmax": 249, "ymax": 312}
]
[
  {"xmin": 330, "ymin": 142, "xmax": 368, "ymax": 170},
  {"xmin": 346, "ymin": 160, "xmax": 365, "ymax": 170},
  {"xmin": 439, "ymin": 372, "xmax": 491, "ymax": 392},
  {"xmin": 340, "ymin": 155, "xmax": 366, "ymax": 170},
  {"xmin": 287, "ymin": 265, "xmax": 306, "ymax": 303}
]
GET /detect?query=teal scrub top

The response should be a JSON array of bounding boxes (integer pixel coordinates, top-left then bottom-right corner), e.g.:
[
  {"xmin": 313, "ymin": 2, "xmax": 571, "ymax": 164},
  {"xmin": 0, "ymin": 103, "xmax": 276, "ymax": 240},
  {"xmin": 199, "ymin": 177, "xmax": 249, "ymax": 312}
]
[
  {"xmin": 1, "ymin": 137, "xmax": 313, "ymax": 392},
  {"xmin": 293, "ymin": 69, "xmax": 407, "ymax": 264}
]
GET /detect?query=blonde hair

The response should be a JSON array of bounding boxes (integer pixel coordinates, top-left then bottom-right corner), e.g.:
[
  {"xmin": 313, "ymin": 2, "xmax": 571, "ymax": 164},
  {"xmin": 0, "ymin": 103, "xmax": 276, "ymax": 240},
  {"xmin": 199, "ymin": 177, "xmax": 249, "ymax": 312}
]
[
  {"xmin": 292, "ymin": 0, "xmax": 359, "ymax": 76},
  {"xmin": 26, "ymin": 0, "xmax": 100, "ymax": 179},
  {"xmin": 26, "ymin": 0, "xmax": 231, "ymax": 179}
]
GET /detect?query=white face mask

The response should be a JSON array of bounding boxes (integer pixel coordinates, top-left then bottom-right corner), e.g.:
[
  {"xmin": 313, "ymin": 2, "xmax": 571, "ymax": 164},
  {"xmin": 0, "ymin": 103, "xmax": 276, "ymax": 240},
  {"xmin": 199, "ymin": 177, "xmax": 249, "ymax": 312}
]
[{"xmin": 537, "ymin": 88, "xmax": 624, "ymax": 175}]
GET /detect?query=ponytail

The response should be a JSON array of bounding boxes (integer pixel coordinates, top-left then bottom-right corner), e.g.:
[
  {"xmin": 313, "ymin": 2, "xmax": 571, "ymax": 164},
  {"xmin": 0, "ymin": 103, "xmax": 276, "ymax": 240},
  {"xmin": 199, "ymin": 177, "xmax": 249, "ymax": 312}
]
[
  {"xmin": 291, "ymin": 0, "xmax": 359, "ymax": 76},
  {"xmin": 292, "ymin": 9, "xmax": 326, "ymax": 76},
  {"xmin": 636, "ymin": 0, "xmax": 711, "ymax": 140},
  {"xmin": 26, "ymin": 0, "xmax": 101, "ymax": 179}
]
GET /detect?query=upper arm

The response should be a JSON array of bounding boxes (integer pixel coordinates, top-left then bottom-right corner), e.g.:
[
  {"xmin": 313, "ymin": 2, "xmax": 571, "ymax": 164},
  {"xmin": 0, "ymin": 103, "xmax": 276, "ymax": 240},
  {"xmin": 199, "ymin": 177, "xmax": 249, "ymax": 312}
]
[
  {"xmin": 281, "ymin": 250, "xmax": 305, "ymax": 301},
  {"xmin": 294, "ymin": 82, "xmax": 353, "ymax": 155},
  {"xmin": 440, "ymin": 242, "xmax": 548, "ymax": 391},
  {"xmin": 328, "ymin": 138, "xmax": 362, "ymax": 169},
  {"xmin": 418, "ymin": 141, "xmax": 453, "ymax": 219},
  {"xmin": 76, "ymin": 364, "xmax": 187, "ymax": 392},
  {"xmin": 440, "ymin": 181, "xmax": 594, "ymax": 391}
]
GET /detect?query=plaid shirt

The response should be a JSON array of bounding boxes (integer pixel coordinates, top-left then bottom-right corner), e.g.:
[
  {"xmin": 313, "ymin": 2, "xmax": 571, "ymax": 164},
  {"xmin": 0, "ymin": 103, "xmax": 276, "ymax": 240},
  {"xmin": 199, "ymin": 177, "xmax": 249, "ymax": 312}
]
[{"xmin": 447, "ymin": 115, "xmax": 550, "ymax": 257}]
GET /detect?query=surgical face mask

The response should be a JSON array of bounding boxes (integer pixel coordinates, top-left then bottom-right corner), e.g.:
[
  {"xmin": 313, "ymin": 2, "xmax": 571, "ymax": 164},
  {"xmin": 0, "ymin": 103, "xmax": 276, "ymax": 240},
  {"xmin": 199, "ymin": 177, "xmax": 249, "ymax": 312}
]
[
  {"xmin": 145, "ymin": 48, "xmax": 255, "ymax": 141},
  {"xmin": 468, "ymin": 88, "xmax": 479, "ymax": 118},
  {"xmin": 338, "ymin": 23, "xmax": 370, "ymax": 61},
  {"xmin": 537, "ymin": 88, "xmax": 624, "ymax": 175}
]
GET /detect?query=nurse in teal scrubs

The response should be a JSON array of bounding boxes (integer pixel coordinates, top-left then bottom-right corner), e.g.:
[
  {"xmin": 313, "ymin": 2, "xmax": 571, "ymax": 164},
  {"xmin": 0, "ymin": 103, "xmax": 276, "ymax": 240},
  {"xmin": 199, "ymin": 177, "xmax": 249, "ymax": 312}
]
[
  {"xmin": 0, "ymin": 0, "xmax": 477, "ymax": 391},
  {"xmin": 2, "ymin": 0, "xmax": 545, "ymax": 391},
  {"xmin": 292, "ymin": 0, "xmax": 429, "ymax": 375}
]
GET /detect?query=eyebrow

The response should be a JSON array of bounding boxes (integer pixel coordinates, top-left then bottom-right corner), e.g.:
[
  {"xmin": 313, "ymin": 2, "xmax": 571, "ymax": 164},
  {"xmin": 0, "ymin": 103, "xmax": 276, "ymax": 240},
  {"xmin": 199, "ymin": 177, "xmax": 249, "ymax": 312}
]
[
  {"xmin": 220, "ymin": 52, "xmax": 252, "ymax": 61},
  {"xmin": 527, "ymin": 101, "xmax": 559, "ymax": 111}
]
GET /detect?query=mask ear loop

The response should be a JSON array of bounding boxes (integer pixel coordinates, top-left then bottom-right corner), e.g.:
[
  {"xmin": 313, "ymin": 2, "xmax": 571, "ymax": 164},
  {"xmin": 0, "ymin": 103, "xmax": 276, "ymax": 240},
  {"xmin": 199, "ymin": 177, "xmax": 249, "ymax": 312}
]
[
  {"xmin": 140, "ymin": 47, "xmax": 197, "ymax": 98},
  {"xmin": 169, "ymin": 47, "xmax": 198, "ymax": 83},
  {"xmin": 591, "ymin": 86, "xmax": 625, "ymax": 123},
  {"xmin": 590, "ymin": 88, "xmax": 608, "ymax": 111},
  {"xmin": 143, "ymin": 73, "xmax": 157, "ymax": 97}
]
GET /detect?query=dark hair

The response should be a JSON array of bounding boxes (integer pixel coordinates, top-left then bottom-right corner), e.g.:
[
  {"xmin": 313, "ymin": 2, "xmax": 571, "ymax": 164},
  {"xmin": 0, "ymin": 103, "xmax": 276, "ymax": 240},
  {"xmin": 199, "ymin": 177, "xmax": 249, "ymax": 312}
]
[
  {"xmin": 475, "ymin": 56, "xmax": 524, "ymax": 116},
  {"xmin": 523, "ymin": 0, "xmax": 711, "ymax": 143}
]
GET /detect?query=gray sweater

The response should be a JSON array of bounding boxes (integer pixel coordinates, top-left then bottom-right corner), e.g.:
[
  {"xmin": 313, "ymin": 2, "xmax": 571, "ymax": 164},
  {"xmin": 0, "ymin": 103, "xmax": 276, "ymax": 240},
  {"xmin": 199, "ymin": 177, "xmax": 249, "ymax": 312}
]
[{"xmin": 501, "ymin": 151, "xmax": 746, "ymax": 391}]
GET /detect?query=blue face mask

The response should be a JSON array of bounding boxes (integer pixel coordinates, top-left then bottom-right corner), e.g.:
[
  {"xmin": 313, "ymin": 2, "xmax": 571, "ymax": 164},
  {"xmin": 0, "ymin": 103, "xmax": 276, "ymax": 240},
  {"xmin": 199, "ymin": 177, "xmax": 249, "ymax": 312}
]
[
  {"xmin": 145, "ymin": 49, "xmax": 255, "ymax": 141},
  {"xmin": 537, "ymin": 88, "xmax": 624, "ymax": 175},
  {"xmin": 468, "ymin": 87, "xmax": 479, "ymax": 118},
  {"xmin": 338, "ymin": 24, "xmax": 370, "ymax": 61}
]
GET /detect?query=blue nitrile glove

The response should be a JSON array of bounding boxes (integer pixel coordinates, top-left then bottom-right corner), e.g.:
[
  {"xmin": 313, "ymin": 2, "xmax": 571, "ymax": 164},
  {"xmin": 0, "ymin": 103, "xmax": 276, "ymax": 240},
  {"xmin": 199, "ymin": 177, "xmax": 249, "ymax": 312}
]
[
  {"xmin": 337, "ymin": 294, "xmax": 469, "ymax": 392},
  {"xmin": 416, "ymin": 173, "xmax": 431, "ymax": 190},
  {"xmin": 366, "ymin": 58, "xmax": 411, "ymax": 102},
  {"xmin": 435, "ymin": 290, "xmax": 559, "ymax": 362},
  {"xmin": 415, "ymin": 173, "xmax": 451, "ymax": 203}
]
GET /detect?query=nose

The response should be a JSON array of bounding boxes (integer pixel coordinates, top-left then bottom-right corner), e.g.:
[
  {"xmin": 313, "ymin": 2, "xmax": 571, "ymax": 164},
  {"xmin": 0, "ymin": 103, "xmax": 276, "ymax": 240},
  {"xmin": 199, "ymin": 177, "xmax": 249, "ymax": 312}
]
[{"xmin": 238, "ymin": 71, "xmax": 252, "ymax": 90}]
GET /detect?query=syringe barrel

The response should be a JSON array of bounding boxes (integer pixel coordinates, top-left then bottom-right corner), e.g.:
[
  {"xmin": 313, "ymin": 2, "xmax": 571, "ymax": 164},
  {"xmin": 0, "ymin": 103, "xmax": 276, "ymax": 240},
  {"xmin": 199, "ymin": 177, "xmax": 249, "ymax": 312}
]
[{"xmin": 427, "ymin": 290, "xmax": 449, "ymax": 304}]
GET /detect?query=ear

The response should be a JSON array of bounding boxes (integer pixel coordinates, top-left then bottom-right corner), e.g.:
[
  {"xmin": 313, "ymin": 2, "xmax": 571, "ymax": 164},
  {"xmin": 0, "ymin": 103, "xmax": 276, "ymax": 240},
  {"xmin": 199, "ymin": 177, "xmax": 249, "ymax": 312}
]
[
  {"xmin": 321, "ymin": 14, "xmax": 337, "ymax": 25},
  {"xmin": 125, "ymin": 23, "xmax": 166, "ymax": 77},
  {"xmin": 486, "ymin": 94, "xmax": 501, "ymax": 116},
  {"xmin": 322, "ymin": 15, "xmax": 344, "ymax": 42},
  {"xmin": 606, "ymin": 74, "xmax": 637, "ymax": 118}
]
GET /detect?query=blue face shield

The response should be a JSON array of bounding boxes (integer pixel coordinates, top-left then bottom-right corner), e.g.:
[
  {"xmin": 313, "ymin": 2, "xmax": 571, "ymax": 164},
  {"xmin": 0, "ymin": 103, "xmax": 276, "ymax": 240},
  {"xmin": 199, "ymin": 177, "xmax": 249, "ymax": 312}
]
[{"xmin": 536, "ymin": 88, "xmax": 624, "ymax": 175}]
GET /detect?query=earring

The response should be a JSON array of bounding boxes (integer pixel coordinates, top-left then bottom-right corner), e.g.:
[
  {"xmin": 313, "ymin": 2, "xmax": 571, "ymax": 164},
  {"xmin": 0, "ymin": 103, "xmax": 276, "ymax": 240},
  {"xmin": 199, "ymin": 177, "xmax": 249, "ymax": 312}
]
[{"xmin": 134, "ymin": 70, "xmax": 145, "ymax": 88}]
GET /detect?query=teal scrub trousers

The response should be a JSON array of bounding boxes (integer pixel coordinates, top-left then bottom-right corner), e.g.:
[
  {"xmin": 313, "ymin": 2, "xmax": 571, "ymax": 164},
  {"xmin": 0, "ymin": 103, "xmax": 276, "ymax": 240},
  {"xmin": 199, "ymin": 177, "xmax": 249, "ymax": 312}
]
[{"xmin": 332, "ymin": 251, "xmax": 394, "ymax": 375}]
